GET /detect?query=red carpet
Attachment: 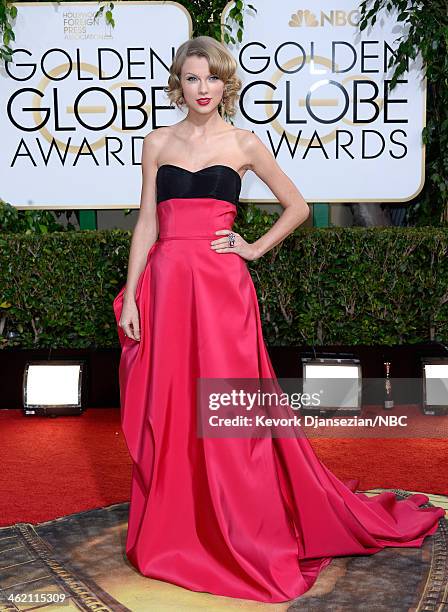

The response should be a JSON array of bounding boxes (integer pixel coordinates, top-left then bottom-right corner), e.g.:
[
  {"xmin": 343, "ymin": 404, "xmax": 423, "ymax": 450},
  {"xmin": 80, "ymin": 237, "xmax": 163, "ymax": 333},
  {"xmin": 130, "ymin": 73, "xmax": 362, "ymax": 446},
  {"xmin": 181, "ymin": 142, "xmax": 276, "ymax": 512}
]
[{"xmin": 1, "ymin": 407, "xmax": 447, "ymax": 526}]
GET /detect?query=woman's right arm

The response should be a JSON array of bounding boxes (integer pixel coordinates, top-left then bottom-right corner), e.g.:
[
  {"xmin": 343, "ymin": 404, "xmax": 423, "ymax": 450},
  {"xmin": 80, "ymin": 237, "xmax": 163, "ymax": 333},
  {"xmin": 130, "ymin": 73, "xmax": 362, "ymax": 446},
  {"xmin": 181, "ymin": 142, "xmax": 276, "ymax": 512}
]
[{"xmin": 119, "ymin": 131, "xmax": 161, "ymax": 341}]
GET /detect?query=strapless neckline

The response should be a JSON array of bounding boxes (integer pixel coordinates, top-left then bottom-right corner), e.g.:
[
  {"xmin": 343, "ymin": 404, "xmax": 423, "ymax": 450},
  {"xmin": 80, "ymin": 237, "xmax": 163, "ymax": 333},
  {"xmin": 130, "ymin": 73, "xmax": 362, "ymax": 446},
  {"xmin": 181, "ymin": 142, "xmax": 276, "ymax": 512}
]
[{"xmin": 157, "ymin": 163, "xmax": 242, "ymax": 185}]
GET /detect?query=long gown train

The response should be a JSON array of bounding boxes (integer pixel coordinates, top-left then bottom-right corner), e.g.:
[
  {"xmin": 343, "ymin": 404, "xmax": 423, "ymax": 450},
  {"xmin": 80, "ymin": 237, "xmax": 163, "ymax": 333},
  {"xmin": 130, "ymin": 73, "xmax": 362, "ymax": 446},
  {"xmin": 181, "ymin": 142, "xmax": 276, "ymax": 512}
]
[{"xmin": 113, "ymin": 163, "xmax": 445, "ymax": 603}]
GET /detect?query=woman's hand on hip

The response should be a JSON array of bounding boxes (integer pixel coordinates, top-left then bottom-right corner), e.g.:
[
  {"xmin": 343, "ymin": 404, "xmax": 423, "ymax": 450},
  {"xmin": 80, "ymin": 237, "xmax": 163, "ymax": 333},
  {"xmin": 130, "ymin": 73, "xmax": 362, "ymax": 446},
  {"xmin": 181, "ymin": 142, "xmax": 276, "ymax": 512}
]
[{"xmin": 210, "ymin": 229, "xmax": 260, "ymax": 261}]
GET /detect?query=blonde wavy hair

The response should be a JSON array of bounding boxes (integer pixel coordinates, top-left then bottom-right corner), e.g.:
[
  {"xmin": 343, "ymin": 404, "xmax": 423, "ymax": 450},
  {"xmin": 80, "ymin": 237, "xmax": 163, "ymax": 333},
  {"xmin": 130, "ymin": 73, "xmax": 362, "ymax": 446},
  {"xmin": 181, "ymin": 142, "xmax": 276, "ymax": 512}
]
[{"xmin": 164, "ymin": 36, "xmax": 242, "ymax": 118}]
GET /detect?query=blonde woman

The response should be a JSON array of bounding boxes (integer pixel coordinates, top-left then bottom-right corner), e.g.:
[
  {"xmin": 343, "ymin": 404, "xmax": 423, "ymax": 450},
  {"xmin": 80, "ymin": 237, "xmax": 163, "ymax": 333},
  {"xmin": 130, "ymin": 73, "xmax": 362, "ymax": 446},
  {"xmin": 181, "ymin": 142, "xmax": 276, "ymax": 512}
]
[{"xmin": 113, "ymin": 35, "xmax": 444, "ymax": 603}]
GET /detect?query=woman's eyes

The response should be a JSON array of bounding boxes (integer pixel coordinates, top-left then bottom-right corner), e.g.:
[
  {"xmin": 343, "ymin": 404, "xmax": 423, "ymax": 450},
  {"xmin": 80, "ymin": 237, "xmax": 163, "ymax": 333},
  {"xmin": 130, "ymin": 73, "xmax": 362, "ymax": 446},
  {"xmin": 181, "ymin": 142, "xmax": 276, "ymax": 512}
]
[{"xmin": 186, "ymin": 76, "xmax": 219, "ymax": 81}]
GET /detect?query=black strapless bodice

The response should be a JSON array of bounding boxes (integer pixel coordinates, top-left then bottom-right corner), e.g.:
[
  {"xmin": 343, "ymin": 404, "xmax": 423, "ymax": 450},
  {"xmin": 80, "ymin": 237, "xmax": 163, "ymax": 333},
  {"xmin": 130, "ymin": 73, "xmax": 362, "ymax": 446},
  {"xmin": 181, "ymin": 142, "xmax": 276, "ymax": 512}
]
[{"xmin": 156, "ymin": 164, "xmax": 241, "ymax": 206}]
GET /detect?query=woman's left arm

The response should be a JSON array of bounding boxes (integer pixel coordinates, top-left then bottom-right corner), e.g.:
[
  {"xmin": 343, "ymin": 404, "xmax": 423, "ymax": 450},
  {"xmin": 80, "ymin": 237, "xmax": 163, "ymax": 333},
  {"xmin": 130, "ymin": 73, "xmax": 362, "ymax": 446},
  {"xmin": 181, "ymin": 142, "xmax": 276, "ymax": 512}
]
[{"xmin": 211, "ymin": 132, "xmax": 310, "ymax": 261}]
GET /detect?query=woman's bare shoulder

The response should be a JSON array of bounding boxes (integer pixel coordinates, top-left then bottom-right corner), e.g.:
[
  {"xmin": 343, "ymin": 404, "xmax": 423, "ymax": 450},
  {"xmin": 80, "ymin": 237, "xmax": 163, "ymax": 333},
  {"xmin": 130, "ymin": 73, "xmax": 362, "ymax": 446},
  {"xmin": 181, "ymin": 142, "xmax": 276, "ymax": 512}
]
[
  {"xmin": 229, "ymin": 128, "xmax": 260, "ymax": 171},
  {"xmin": 228, "ymin": 126, "xmax": 253, "ymax": 139},
  {"xmin": 143, "ymin": 126, "xmax": 174, "ymax": 145},
  {"xmin": 142, "ymin": 127, "xmax": 174, "ymax": 163},
  {"xmin": 231, "ymin": 127, "xmax": 259, "ymax": 153}
]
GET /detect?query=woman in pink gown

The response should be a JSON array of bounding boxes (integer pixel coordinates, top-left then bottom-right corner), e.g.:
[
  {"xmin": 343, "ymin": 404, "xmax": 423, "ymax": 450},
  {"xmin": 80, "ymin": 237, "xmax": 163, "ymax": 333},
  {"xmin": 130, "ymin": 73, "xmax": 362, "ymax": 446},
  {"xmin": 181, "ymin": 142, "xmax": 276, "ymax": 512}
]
[{"xmin": 113, "ymin": 35, "xmax": 445, "ymax": 603}]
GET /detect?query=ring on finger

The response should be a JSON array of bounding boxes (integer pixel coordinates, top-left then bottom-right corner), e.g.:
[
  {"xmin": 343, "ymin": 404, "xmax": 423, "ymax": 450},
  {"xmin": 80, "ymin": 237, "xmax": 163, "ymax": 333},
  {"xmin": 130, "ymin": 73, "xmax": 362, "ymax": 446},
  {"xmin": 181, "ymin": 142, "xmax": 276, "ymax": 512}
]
[{"xmin": 228, "ymin": 232, "xmax": 236, "ymax": 248}]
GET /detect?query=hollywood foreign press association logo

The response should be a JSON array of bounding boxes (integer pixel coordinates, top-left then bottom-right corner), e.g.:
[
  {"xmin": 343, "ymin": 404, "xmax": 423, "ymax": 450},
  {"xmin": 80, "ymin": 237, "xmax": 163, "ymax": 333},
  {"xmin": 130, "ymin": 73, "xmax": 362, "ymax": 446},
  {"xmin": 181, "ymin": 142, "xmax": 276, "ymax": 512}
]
[{"xmin": 62, "ymin": 10, "xmax": 113, "ymax": 40}]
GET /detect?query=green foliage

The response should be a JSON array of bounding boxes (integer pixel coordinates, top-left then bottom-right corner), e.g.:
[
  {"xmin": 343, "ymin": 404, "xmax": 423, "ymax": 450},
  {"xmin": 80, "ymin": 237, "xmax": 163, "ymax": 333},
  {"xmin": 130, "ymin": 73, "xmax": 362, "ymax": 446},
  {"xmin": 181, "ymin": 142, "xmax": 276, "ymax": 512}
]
[
  {"xmin": 359, "ymin": 0, "xmax": 448, "ymax": 225},
  {"xmin": 0, "ymin": 229, "xmax": 126, "ymax": 348},
  {"xmin": 94, "ymin": 2, "xmax": 115, "ymax": 28},
  {"xmin": 0, "ymin": 200, "xmax": 77, "ymax": 234},
  {"xmin": 2, "ymin": 207, "xmax": 448, "ymax": 348},
  {"xmin": 0, "ymin": 0, "xmax": 15, "ymax": 62}
]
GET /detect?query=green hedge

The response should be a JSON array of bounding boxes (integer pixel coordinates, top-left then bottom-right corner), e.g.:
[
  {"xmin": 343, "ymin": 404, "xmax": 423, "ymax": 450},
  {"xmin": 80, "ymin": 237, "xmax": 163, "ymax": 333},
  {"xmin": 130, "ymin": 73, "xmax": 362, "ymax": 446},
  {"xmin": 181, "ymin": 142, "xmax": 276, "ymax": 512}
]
[{"xmin": 1, "ymin": 204, "xmax": 448, "ymax": 349}]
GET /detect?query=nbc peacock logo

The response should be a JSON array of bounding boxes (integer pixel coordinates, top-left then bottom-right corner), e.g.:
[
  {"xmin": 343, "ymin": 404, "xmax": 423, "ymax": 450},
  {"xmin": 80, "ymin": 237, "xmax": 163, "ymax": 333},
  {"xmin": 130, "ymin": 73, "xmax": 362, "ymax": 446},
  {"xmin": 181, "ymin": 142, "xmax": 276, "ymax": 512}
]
[{"xmin": 289, "ymin": 10, "xmax": 319, "ymax": 27}]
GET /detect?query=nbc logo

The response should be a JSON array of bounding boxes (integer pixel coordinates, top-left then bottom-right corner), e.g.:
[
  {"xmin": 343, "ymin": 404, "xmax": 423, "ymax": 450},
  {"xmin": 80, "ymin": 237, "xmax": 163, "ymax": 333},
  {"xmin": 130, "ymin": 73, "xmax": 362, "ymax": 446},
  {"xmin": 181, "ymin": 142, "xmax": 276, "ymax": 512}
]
[{"xmin": 289, "ymin": 9, "xmax": 360, "ymax": 27}]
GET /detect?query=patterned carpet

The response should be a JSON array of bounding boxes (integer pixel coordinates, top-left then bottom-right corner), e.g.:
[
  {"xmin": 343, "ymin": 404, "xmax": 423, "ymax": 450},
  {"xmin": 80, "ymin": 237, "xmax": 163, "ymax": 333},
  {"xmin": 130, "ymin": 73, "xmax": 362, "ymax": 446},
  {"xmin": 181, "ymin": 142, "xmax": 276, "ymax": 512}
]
[{"xmin": 0, "ymin": 490, "xmax": 446, "ymax": 612}]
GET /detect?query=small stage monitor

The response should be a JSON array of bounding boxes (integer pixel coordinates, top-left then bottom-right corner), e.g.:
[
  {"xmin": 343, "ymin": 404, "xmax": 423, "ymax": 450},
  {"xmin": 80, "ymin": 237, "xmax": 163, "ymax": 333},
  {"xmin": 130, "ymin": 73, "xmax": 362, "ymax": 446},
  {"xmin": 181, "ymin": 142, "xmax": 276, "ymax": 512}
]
[
  {"xmin": 23, "ymin": 360, "xmax": 85, "ymax": 417},
  {"xmin": 300, "ymin": 356, "xmax": 362, "ymax": 417},
  {"xmin": 421, "ymin": 357, "xmax": 448, "ymax": 416}
]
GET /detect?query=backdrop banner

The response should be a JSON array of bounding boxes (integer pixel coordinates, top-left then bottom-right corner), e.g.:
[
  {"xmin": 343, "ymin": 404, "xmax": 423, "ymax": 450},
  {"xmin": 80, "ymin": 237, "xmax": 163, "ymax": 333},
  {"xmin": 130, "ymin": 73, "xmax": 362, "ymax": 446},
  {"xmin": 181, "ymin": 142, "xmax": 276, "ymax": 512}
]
[
  {"xmin": 223, "ymin": 0, "xmax": 426, "ymax": 203},
  {"xmin": 0, "ymin": 0, "xmax": 425, "ymax": 208},
  {"xmin": 0, "ymin": 1, "xmax": 190, "ymax": 209}
]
